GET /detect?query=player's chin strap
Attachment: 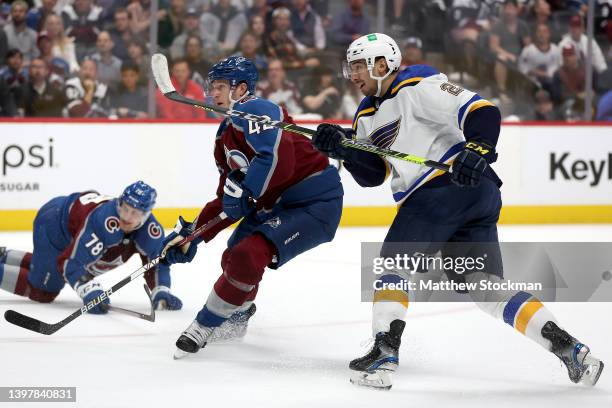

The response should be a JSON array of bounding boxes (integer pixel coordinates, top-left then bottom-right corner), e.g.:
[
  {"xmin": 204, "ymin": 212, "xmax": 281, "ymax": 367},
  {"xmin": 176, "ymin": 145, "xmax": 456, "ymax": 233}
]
[
  {"xmin": 229, "ymin": 88, "xmax": 251, "ymax": 110},
  {"xmin": 369, "ymin": 68, "xmax": 395, "ymax": 98}
]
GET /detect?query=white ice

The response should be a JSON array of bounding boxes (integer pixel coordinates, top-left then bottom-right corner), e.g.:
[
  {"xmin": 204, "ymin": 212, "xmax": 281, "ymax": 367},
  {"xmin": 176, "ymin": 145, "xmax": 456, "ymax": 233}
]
[{"xmin": 1, "ymin": 225, "xmax": 611, "ymax": 408}]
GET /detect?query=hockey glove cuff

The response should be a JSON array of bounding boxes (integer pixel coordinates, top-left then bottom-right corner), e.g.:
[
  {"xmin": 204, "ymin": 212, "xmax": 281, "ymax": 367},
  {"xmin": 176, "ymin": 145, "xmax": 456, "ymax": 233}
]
[
  {"xmin": 151, "ymin": 286, "xmax": 183, "ymax": 310},
  {"xmin": 223, "ymin": 169, "xmax": 255, "ymax": 220},
  {"xmin": 74, "ymin": 275, "xmax": 110, "ymax": 314}
]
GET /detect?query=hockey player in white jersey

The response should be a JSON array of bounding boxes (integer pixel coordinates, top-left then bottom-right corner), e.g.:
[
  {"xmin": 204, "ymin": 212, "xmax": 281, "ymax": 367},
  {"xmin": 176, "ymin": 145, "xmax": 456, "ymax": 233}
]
[{"xmin": 312, "ymin": 33, "xmax": 604, "ymax": 389}]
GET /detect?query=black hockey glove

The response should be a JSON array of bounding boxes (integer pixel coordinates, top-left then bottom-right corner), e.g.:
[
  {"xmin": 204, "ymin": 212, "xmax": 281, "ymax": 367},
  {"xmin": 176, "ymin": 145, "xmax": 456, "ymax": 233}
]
[
  {"xmin": 450, "ymin": 140, "xmax": 496, "ymax": 188},
  {"xmin": 312, "ymin": 124, "xmax": 352, "ymax": 160}
]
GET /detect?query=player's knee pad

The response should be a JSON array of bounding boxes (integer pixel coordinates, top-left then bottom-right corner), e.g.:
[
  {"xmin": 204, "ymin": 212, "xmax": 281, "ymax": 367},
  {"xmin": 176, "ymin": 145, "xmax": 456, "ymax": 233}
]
[
  {"xmin": 28, "ymin": 287, "xmax": 59, "ymax": 303},
  {"xmin": 224, "ymin": 234, "xmax": 275, "ymax": 286}
]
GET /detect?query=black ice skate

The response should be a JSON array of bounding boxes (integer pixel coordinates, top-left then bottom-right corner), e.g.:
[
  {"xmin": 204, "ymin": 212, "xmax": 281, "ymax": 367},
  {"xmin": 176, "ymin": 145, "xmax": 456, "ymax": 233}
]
[
  {"xmin": 209, "ymin": 303, "xmax": 257, "ymax": 342},
  {"xmin": 349, "ymin": 319, "xmax": 405, "ymax": 390},
  {"xmin": 541, "ymin": 321, "xmax": 604, "ymax": 386},
  {"xmin": 0, "ymin": 247, "xmax": 6, "ymax": 263},
  {"xmin": 174, "ymin": 320, "xmax": 215, "ymax": 360}
]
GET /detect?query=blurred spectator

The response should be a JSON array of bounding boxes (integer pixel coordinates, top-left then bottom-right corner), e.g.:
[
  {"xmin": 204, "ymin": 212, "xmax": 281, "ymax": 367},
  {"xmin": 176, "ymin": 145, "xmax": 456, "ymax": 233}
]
[
  {"xmin": 62, "ymin": 0, "xmax": 103, "ymax": 61},
  {"xmin": 595, "ymin": 90, "xmax": 612, "ymax": 121},
  {"xmin": 200, "ymin": 0, "xmax": 247, "ymax": 55},
  {"xmin": 0, "ymin": 49, "xmax": 27, "ymax": 106},
  {"xmin": 170, "ymin": 7, "xmax": 198, "ymax": 59},
  {"xmin": 400, "ymin": 36, "xmax": 425, "ymax": 68},
  {"xmin": 44, "ymin": 14, "xmax": 79, "ymax": 73},
  {"xmin": 97, "ymin": 0, "xmax": 128, "ymax": 26},
  {"xmin": 158, "ymin": 0, "xmax": 186, "ymax": 49},
  {"xmin": 3, "ymin": 1, "xmax": 39, "ymax": 63},
  {"xmin": 248, "ymin": 14, "xmax": 266, "ymax": 49},
  {"xmin": 531, "ymin": 89, "xmax": 561, "ymax": 120},
  {"xmin": 184, "ymin": 35, "xmax": 211, "ymax": 87},
  {"xmin": 156, "ymin": 58, "xmax": 206, "ymax": 119},
  {"xmin": 489, "ymin": 0, "xmax": 531, "ymax": 96},
  {"xmin": 232, "ymin": 30, "xmax": 267, "ymax": 72},
  {"xmin": 340, "ymin": 80, "xmax": 361, "ymax": 119},
  {"xmin": 127, "ymin": 0, "xmax": 158, "ymax": 36},
  {"xmin": 36, "ymin": 30, "xmax": 70, "ymax": 83},
  {"xmin": 246, "ymin": 0, "xmax": 269, "ymax": 21},
  {"xmin": 64, "ymin": 58, "xmax": 109, "ymax": 117},
  {"xmin": 551, "ymin": 43, "xmax": 590, "ymax": 107},
  {"xmin": 256, "ymin": 58, "xmax": 303, "ymax": 114},
  {"xmin": 527, "ymin": 0, "xmax": 563, "ymax": 43},
  {"xmin": 518, "ymin": 23, "xmax": 561, "ymax": 91},
  {"xmin": 20, "ymin": 57, "xmax": 65, "ymax": 117},
  {"xmin": 448, "ymin": 0, "xmax": 490, "ymax": 76},
  {"xmin": 26, "ymin": 0, "xmax": 57, "ymax": 31},
  {"xmin": 110, "ymin": 62, "xmax": 148, "ymax": 118},
  {"xmin": 290, "ymin": 0, "xmax": 325, "ymax": 52},
  {"xmin": 109, "ymin": 8, "xmax": 133, "ymax": 61},
  {"xmin": 126, "ymin": 40, "xmax": 149, "ymax": 84},
  {"xmin": 329, "ymin": 0, "xmax": 370, "ymax": 50},
  {"xmin": 89, "ymin": 31, "xmax": 122, "ymax": 90},
  {"xmin": 302, "ymin": 65, "xmax": 340, "ymax": 118},
  {"xmin": 266, "ymin": 7, "xmax": 318, "ymax": 69},
  {"xmin": 559, "ymin": 15, "xmax": 607, "ymax": 74},
  {"xmin": 0, "ymin": 76, "xmax": 17, "ymax": 116}
]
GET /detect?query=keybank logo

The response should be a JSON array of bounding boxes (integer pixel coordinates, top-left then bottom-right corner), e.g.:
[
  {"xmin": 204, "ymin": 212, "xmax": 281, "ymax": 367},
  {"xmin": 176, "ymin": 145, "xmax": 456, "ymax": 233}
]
[
  {"xmin": 2, "ymin": 138, "xmax": 55, "ymax": 176},
  {"xmin": 550, "ymin": 152, "xmax": 612, "ymax": 186}
]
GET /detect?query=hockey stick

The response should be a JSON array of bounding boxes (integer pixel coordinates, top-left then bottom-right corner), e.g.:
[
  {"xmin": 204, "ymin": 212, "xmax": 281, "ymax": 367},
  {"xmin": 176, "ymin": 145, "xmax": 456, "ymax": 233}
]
[
  {"xmin": 106, "ymin": 284, "xmax": 156, "ymax": 322},
  {"xmin": 150, "ymin": 54, "xmax": 451, "ymax": 173},
  {"xmin": 4, "ymin": 213, "xmax": 228, "ymax": 335}
]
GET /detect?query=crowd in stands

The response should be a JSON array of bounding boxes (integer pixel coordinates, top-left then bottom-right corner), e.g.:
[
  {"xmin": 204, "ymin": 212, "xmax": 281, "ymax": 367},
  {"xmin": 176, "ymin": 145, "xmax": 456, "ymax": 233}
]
[{"xmin": 0, "ymin": 0, "xmax": 610, "ymax": 121}]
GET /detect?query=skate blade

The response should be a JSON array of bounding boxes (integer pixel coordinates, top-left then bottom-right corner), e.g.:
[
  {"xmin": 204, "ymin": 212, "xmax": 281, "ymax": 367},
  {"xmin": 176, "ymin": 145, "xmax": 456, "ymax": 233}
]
[
  {"xmin": 581, "ymin": 359, "xmax": 604, "ymax": 386},
  {"xmin": 350, "ymin": 370, "xmax": 393, "ymax": 390},
  {"xmin": 173, "ymin": 348, "xmax": 190, "ymax": 360}
]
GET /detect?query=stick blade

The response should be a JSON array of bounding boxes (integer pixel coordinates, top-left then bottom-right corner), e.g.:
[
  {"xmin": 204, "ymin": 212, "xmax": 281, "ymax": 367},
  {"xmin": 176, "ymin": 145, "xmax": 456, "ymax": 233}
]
[
  {"xmin": 151, "ymin": 53, "xmax": 176, "ymax": 94},
  {"xmin": 4, "ymin": 309, "xmax": 56, "ymax": 335}
]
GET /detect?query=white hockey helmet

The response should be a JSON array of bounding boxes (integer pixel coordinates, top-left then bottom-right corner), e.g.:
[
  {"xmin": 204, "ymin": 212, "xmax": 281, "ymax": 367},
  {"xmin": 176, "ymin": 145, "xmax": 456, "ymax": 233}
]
[{"xmin": 344, "ymin": 33, "xmax": 402, "ymax": 97}]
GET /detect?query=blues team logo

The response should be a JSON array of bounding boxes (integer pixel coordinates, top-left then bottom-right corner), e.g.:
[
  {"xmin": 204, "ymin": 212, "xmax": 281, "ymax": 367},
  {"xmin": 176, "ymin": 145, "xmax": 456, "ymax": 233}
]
[
  {"xmin": 148, "ymin": 223, "xmax": 162, "ymax": 239},
  {"xmin": 368, "ymin": 117, "xmax": 402, "ymax": 149},
  {"xmin": 224, "ymin": 146, "xmax": 250, "ymax": 171},
  {"xmin": 105, "ymin": 216, "xmax": 120, "ymax": 233}
]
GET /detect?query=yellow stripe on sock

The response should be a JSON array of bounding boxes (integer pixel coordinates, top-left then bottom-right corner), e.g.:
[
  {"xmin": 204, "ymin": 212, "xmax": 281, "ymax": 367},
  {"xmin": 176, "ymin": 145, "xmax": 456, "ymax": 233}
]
[
  {"xmin": 515, "ymin": 299, "xmax": 544, "ymax": 335},
  {"xmin": 373, "ymin": 290, "xmax": 409, "ymax": 308}
]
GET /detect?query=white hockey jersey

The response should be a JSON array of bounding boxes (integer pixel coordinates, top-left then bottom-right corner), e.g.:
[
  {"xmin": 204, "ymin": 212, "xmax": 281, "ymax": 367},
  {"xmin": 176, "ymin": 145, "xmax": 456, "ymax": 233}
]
[{"xmin": 351, "ymin": 65, "xmax": 495, "ymax": 203}]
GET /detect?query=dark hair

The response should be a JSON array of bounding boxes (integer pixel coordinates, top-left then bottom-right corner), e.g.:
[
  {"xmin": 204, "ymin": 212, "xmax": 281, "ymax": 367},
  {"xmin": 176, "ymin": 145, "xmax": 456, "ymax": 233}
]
[
  {"xmin": 115, "ymin": 7, "xmax": 130, "ymax": 18},
  {"xmin": 171, "ymin": 57, "xmax": 189, "ymax": 67},
  {"xmin": 5, "ymin": 49, "xmax": 23, "ymax": 60},
  {"xmin": 504, "ymin": 0, "xmax": 518, "ymax": 6},
  {"xmin": 121, "ymin": 61, "xmax": 140, "ymax": 73}
]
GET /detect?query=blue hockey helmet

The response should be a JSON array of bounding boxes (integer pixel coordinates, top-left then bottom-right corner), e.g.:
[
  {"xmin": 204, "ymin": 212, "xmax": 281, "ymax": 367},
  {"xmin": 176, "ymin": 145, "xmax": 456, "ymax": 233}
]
[
  {"xmin": 207, "ymin": 56, "xmax": 259, "ymax": 94},
  {"xmin": 120, "ymin": 181, "xmax": 157, "ymax": 213}
]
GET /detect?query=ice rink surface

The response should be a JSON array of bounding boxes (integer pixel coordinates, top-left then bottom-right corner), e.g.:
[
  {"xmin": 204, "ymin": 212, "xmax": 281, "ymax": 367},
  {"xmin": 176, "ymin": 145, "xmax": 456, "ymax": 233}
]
[{"xmin": 1, "ymin": 225, "xmax": 611, "ymax": 408}]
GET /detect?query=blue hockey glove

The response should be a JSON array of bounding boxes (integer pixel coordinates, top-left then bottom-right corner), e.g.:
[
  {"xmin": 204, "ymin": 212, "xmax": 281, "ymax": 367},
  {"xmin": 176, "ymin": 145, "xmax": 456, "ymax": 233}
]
[
  {"xmin": 151, "ymin": 286, "xmax": 183, "ymax": 310},
  {"xmin": 74, "ymin": 276, "xmax": 110, "ymax": 314},
  {"xmin": 161, "ymin": 217, "xmax": 198, "ymax": 265},
  {"xmin": 223, "ymin": 169, "xmax": 255, "ymax": 220},
  {"xmin": 451, "ymin": 140, "xmax": 495, "ymax": 187},
  {"xmin": 312, "ymin": 124, "xmax": 352, "ymax": 160}
]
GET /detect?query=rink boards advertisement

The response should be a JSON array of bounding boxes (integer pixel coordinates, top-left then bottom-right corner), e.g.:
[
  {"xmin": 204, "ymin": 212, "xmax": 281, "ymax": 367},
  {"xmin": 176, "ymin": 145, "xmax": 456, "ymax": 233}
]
[{"xmin": 0, "ymin": 121, "xmax": 611, "ymax": 229}]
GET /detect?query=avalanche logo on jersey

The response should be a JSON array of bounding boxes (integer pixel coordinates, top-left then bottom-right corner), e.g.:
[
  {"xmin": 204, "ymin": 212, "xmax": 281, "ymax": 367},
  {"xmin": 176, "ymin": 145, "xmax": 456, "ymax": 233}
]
[
  {"xmin": 148, "ymin": 223, "xmax": 162, "ymax": 239},
  {"xmin": 368, "ymin": 117, "xmax": 402, "ymax": 149},
  {"xmin": 105, "ymin": 216, "xmax": 120, "ymax": 233},
  {"xmin": 224, "ymin": 145, "xmax": 250, "ymax": 171}
]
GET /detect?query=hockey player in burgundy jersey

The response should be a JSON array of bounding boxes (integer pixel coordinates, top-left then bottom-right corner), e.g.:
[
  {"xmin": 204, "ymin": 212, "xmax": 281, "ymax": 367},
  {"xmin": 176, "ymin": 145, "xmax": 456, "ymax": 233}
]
[
  {"xmin": 0, "ymin": 181, "xmax": 182, "ymax": 314},
  {"xmin": 160, "ymin": 56, "xmax": 343, "ymax": 358}
]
